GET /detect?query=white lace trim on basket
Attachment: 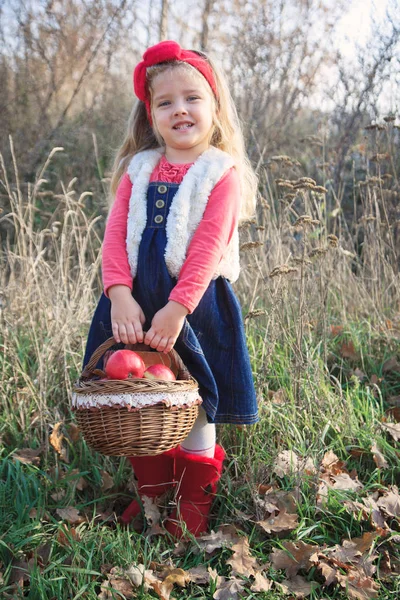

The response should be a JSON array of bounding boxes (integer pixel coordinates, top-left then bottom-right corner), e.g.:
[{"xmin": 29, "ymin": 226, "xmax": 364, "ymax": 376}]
[{"xmin": 71, "ymin": 390, "xmax": 202, "ymax": 410}]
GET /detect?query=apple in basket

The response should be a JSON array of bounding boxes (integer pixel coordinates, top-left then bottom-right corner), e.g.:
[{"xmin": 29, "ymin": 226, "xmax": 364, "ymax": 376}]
[
  {"xmin": 143, "ymin": 364, "xmax": 176, "ymax": 381},
  {"xmin": 105, "ymin": 350, "xmax": 146, "ymax": 380}
]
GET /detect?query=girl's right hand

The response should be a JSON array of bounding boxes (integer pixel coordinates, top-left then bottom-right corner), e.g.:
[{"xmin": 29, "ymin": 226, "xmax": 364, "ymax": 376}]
[{"xmin": 108, "ymin": 285, "xmax": 145, "ymax": 345}]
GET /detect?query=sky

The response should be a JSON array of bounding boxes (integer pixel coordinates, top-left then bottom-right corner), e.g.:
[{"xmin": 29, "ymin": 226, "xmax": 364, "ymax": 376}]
[{"xmin": 335, "ymin": 0, "xmax": 391, "ymax": 56}]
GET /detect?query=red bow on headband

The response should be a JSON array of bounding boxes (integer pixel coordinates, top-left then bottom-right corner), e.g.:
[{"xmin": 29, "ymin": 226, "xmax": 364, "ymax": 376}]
[{"xmin": 133, "ymin": 40, "xmax": 218, "ymax": 122}]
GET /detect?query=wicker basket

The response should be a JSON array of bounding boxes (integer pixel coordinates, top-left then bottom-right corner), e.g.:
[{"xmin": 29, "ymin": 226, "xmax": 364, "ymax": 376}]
[{"xmin": 72, "ymin": 337, "xmax": 201, "ymax": 456}]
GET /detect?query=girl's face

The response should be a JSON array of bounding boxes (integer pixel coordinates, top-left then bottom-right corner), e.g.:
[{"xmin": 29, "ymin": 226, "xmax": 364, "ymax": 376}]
[{"xmin": 151, "ymin": 68, "xmax": 215, "ymax": 163}]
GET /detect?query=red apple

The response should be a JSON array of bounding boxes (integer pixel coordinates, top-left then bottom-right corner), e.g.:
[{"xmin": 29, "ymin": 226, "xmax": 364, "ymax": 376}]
[
  {"xmin": 143, "ymin": 364, "xmax": 176, "ymax": 381},
  {"xmin": 105, "ymin": 350, "xmax": 145, "ymax": 380}
]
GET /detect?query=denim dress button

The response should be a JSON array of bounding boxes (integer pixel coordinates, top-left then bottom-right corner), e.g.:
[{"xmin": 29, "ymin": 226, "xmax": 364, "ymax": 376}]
[
  {"xmin": 157, "ymin": 185, "xmax": 167, "ymax": 194},
  {"xmin": 154, "ymin": 214, "xmax": 164, "ymax": 224},
  {"xmin": 155, "ymin": 199, "xmax": 165, "ymax": 208}
]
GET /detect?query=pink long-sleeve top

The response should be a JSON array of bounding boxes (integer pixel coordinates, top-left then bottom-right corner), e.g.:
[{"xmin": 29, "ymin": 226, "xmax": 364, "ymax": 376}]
[{"xmin": 102, "ymin": 155, "xmax": 240, "ymax": 313}]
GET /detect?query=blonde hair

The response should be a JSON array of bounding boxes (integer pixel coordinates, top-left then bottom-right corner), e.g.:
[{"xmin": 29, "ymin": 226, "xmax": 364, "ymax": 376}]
[{"xmin": 110, "ymin": 52, "xmax": 257, "ymax": 220}]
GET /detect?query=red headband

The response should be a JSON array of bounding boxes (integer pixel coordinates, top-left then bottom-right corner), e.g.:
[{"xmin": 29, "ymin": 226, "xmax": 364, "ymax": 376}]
[{"xmin": 133, "ymin": 40, "xmax": 218, "ymax": 123}]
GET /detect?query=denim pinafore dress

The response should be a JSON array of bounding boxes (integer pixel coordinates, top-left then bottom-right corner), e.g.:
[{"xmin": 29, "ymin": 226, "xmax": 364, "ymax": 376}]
[{"xmin": 84, "ymin": 181, "xmax": 258, "ymax": 425}]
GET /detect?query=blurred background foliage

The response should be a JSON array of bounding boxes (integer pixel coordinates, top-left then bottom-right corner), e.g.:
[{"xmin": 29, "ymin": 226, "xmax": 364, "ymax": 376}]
[{"xmin": 0, "ymin": 0, "xmax": 399, "ymax": 222}]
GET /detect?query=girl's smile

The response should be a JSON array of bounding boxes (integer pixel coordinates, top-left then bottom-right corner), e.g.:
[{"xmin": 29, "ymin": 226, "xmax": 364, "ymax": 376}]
[{"xmin": 151, "ymin": 69, "xmax": 215, "ymax": 163}]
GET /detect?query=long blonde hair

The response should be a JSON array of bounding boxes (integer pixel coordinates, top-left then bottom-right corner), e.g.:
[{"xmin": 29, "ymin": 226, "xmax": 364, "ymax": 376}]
[{"xmin": 110, "ymin": 52, "xmax": 258, "ymax": 220}]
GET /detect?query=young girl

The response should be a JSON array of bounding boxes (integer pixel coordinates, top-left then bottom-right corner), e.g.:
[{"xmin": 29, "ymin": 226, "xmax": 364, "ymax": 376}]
[{"xmin": 83, "ymin": 40, "xmax": 259, "ymax": 537}]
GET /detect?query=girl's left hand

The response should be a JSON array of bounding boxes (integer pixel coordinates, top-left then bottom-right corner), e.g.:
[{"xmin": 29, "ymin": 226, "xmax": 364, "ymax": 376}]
[{"xmin": 145, "ymin": 301, "xmax": 189, "ymax": 353}]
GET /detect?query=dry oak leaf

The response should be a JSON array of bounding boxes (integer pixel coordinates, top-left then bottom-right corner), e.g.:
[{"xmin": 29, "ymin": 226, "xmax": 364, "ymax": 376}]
[
  {"xmin": 13, "ymin": 447, "xmax": 42, "ymax": 465},
  {"xmin": 9, "ymin": 558, "xmax": 35, "ymax": 586},
  {"xmin": 258, "ymin": 488, "xmax": 298, "ymax": 515},
  {"xmin": 272, "ymin": 450, "xmax": 299, "ymax": 477},
  {"xmin": 271, "ymin": 541, "xmax": 318, "ymax": 577},
  {"xmin": 320, "ymin": 450, "xmax": 346, "ymax": 475},
  {"xmin": 125, "ymin": 563, "xmax": 151, "ymax": 591},
  {"xmin": 317, "ymin": 559, "xmax": 338, "ymax": 585},
  {"xmin": 50, "ymin": 422, "xmax": 68, "ymax": 462},
  {"xmin": 382, "ymin": 357, "xmax": 400, "ymax": 373},
  {"xmin": 142, "ymin": 495, "xmax": 161, "ymax": 525},
  {"xmin": 376, "ymin": 486, "xmax": 400, "ymax": 517},
  {"xmin": 194, "ymin": 525, "xmax": 240, "ymax": 554},
  {"xmin": 56, "ymin": 506, "xmax": 85, "ymax": 525},
  {"xmin": 381, "ymin": 422, "xmax": 400, "ymax": 442},
  {"xmin": 100, "ymin": 470, "xmax": 114, "ymax": 492},
  {"xmin": 257, "ymin": 509, "xmax": 298, "ymax": 534},
  {"xmin": 98, "ymin": 567, "xmax": 136, "ymax": 599},
  {"xmin": 213, "ymin": 576, "xmax": 245, "ymax": 600},
  {"xmin": 330, "ymin": 472, "xmax": 364, "ymax": 492},
  {"xmin": 186, "ymin": 565, "xmax": 210, "ymax": 584},
  {"xmin": 57, "ymin": 524, "xmax": 81, "ymax": 546},
  {"xmin": 250, "ymin": 571, "xmax": 273, "ymax": 592},
  {"xmin": 339, "ymin": 340, "xmax": 358, "ymax": 360},
  {"xmin": 66, "ymin": 422, "xmax": 80, "ymax": 442},
  {"xmin": 64, "ymin": 468, "xmax": 87, "ymax": 491},
  {"xmin": 371, "ymin": 441, "xmax": 389, "ymax": 469},
  {"xmin": 149, "ymin": 568, "xmax": 190, "ymax": 600},
  {"xmin": 226, "ymin": 537, "xmax": 259, "ymax": 577},
  {"xmin": 277, "ymin": 574, "xmax": 318, "ymax": 598},
  {"xmin": 337, "ymin": 570, "xmax": 379, "ymax": 600},
  {"xmin": 327, "ymin": 531, "xmax": 381, "ymax": 565}
]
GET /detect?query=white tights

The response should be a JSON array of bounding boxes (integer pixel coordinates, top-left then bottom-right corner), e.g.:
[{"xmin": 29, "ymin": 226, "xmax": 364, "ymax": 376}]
[{"xmin": 181, "ymin": 406, "xmax": 216, "ymax": 457}]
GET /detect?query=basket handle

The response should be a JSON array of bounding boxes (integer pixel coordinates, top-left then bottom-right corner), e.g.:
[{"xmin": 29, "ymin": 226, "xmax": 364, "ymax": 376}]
[{"xmin": 81, "ymin": 336, "xmax": 191, "ymax": 381}]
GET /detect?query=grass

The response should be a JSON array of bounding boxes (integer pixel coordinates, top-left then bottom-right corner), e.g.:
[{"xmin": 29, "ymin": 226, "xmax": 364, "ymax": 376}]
[{"xmin": 0, "ymin": 136, "xmax": 399, "ymax": 598}]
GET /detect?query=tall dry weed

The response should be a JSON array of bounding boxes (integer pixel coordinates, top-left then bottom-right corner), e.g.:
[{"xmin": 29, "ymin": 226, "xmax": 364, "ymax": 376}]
[{"xmin": 0, "ymin": 142, "xmax": 103, "ymax": 441}]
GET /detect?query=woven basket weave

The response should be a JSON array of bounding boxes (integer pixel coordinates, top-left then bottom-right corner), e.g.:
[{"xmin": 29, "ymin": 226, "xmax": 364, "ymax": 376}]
[{"xmin": 72, "ymin": 337, "xmax": 200, "ymax": 456}]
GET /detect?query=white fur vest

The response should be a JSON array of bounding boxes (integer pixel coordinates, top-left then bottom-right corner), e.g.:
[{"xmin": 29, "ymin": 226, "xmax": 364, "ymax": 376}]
[{"xmin": 126, "ymin": 146, "xmax": 241, "ymax": 283}]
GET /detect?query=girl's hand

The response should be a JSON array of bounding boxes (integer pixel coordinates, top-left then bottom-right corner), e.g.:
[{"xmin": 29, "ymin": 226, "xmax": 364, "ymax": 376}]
[
  {"xmin": 108, "ymin": 285, "xmax": 145, "ymax": 345},
  {"xmin": 145, "ymin": 301, "xmax": 189, "ymax": 353}
]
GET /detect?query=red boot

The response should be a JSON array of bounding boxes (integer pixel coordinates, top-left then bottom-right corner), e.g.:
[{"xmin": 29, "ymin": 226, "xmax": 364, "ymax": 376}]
[
  {"xmin": 165, "ymin": 444, "xmax": 226, "ymax": 538},
  {"xmin": 120, "ymin": 448, "xmax": 176, "ymax": 525}
]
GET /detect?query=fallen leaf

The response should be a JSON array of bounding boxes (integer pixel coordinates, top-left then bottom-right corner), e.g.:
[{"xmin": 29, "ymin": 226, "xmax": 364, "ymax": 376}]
[
  {"xmin": 371, "ymin": 441, "xmax": 389, "ymax": 469},
  {"xmin": 257, "ymin": 509, "xmax": 298, "ymax": 533},
  {"xmin": 50, "ymin": 422, "xmax": 68, "ymax": 462},
  {"xmin": 226, "ymin": 537, "xmax": 259, "ymax": 577},
  {"xmin": 330, "ymin": 472, "xmax": 364, "ymax": 491},
  {"xmin": 99, "ymin": 567, "xmax": 136, "ymax": 599},
  {"xmin": 213, "ymin": 576, "xmax": 245, "ymax": 600},
  {"xmin": 270, "ymin": 389, "xmax": 287, "ymax": 404},
  {"xmin": 66, "ymin": 423, "xmax": 80, "ymax": 442},
  {"xmin": 376, "ymin": 486, "xmax": 400, "ymax": 517},
  {"xmin": 272, "ymin": 450, "xmax": 299, "ymax": 477},
  {"xmin": 317, "ymin": 559, "xmax": 338, "ymax": 585},
  {"xmin": 321, "ymin": 450, "xmax": 345, "ymax": 474},
  {"xmin": 142, "ymin": 495, "xmax": 161, "ymax": 525},
  {"xmin": 277, "ymin": 574, "xmax": 318, "ymax": 598},
  {"xmin": 9, "ymin": 558, "xmax": 34, "ymax": 585},
  {"xmin": 57, "ymin": 524, "xmax": 81, "ymax": 546},
  {"xmin": 250, "ymin": 571, "xmax": 273, "ymax": 592},
  {"xmin": 337, "ymin": 570, "xmax": 379, "ymax": 600},
  {"xmin": 353, "ymin": 368, "xmax": 367, "ymax": 382},
  {"xmin": 56, "ymin": 506, "xmax": 85, "ymax": 524},
  {"xmin": 381, "ymin": 422, "xmax": 400, "ymax": 442},
  {"xmin": 382, "ymin": 357, "xmax": 400, "ymax": 373},
  {"xmin": 13, "ymin": 447, "xmax": 42, "ymax": 465},
  {"xmin": 385, "ymin": 406, "xmax": 400, "ymax": 422},
  {"xmin": 271, "ymin": 541, "xmax": 318, "ymax": 577},
  {"xmin": 100, "ymin": 470, "xmax": 114, "ymax": 492},
  {"xmin": 51, "ymin": 490, "xmax": 66, "ymax": 501},
  {"xmin": 339, "ymin": 341, "xmax": 358, "ymax": 360},
  {"xmin": 194, "ymin": 526, "xmax": 240, "ymax": 554},
  {"xmin": 187, "ymin": 565, "xmax": 210, "ymax": 584},
  {"xmin": 125, "ymin": 563, "xmax": 147, "ymax": 588},
  {"xmin": 330, "ymin": 325, "xmax": 344, "ymax": 336}
]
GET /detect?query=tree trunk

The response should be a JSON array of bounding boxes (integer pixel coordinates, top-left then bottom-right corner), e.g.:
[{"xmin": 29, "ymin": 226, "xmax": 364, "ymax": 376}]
[
  {"xmin": 200, "ymin": 0, "xmax": 213, "ymax": 51},
  {"xmin": 160, "ymin": 0, "xmax": 168, "ymax": 41}
]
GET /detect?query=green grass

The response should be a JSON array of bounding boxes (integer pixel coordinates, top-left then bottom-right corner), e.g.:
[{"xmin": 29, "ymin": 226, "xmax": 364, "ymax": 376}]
[{"xmin": 1, "ymin": 320, "xmax": 399, "ymax": 599}]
